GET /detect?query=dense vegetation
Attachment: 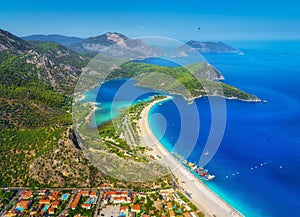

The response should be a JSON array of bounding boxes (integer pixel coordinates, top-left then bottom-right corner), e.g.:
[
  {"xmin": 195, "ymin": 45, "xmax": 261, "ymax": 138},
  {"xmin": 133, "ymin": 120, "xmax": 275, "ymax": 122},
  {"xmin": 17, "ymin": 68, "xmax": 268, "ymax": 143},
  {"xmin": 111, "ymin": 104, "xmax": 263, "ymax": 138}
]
[
  {"xmin": 0, "ymin": 190, "xmax": 16, "ymax": 212},
  {"xmin": 0, "ymin": 30, "xmax": 89, "ymax": 187},
  {"xmin": 0, "ymin": 127, "xmax": 66, "ymax": 187},
  {"xmin": 109, "ymin": 61, "xmax": 259, "ymax": 101},
  {"xmin": 33, "ymin": 41, "xmax": 89, "ymax": 70},
  {"xmin": 0, "ymin": 51, "xmax": 73, "ymax": 129},
  {"xmin": 0, "ymin": 52, "xmax": 39, "ymax": 86}
]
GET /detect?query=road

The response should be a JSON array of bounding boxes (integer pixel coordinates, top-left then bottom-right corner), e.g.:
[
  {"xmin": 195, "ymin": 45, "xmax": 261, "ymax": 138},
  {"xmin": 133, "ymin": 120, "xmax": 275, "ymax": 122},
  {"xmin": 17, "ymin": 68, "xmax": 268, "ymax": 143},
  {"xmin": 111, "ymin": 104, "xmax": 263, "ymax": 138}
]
[{"xmin": 93, "ymin": 191, "xmax": 103, "ymax": 217}]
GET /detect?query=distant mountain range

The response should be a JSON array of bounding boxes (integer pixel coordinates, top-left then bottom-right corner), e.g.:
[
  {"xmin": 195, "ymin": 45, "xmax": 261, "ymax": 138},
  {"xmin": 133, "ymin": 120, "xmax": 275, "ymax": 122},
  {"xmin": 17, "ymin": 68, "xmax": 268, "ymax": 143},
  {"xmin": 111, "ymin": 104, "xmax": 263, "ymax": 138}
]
[
  {"xmin": 21, "ymin": 34, "xmax": 83, "ymax": 46},
  {"xmin": 22, "ymin": 33, "xmax": 240, "ymax": 55},
  {"xmin": 22, "ymin": 32, "xmax": 163, "ymax": 57}
]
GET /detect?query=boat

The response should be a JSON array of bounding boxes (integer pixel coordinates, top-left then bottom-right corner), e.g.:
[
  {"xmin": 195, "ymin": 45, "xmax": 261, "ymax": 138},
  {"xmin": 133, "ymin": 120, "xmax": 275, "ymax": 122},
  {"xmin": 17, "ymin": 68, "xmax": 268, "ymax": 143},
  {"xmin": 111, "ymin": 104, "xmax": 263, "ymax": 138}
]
[
  {"xmin": 198, "ymin": 170, "xmax": 208, "ymax": 177},
  {"xmin": 196, "ymin": 167, "xmax": 204, "ymax": 173},
  {"xmin": 173, "ymin": 153, "xmax": 216, "ymax": 181},
  {"xmin": 202, "ymin": 174, "xmax": 215, "ymax": 181},
  {"xmin": 186, "ymin": 162, "xmax": 215, "ymax": 181},
  {"xmin": 187, "ymin": 162, "xmax": 195, "ymax": 168}
]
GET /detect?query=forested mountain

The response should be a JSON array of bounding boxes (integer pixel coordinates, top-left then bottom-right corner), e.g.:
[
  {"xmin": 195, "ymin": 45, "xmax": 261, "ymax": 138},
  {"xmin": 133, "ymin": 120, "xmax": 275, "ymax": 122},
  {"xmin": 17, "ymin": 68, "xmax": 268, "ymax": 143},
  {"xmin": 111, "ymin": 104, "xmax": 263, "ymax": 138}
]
[
  {"xmin": 1, "ymin": 29, "xmax": 88, "ymax": 94},
  {"xmin": 0, "ymin": 29, "xmax": 106, "ymax": 187}
]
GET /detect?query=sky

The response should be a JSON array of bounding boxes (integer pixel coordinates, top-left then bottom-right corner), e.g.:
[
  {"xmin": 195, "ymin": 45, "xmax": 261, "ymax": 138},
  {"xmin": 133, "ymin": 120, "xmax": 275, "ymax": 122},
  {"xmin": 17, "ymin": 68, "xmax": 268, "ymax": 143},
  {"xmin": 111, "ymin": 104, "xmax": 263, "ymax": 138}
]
[{"xmin": 0, "ymin": 0, "xmax": 300, "ymax": 41}]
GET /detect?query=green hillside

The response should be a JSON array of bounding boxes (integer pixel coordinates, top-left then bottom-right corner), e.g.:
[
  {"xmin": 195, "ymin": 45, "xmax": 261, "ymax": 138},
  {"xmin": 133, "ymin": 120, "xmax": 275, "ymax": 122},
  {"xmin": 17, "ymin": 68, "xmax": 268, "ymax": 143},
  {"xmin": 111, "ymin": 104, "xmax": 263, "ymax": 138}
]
[
  {"xmin": 109, "ymin": 61, "xmax": 260, "ymax": 101},
  {"xmin": 0, "ymin": 29, "xmax": 103, "ymax": 187}
]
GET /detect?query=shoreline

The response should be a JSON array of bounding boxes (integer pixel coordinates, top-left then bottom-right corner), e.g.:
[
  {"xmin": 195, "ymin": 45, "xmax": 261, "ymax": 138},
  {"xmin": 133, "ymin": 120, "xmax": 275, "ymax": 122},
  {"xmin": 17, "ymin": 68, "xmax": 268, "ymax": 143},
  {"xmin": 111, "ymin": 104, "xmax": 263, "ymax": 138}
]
[
  {"xmin": 84, "ymin": 102, "xmax": 99, "ymax": 126},
  {"xmin": 134, "ymin": 84, "xmax": 261, "ymax": 103},
  {"xmin": 138, "ymin": 97, "xmax": 244, "ymax": 217}
]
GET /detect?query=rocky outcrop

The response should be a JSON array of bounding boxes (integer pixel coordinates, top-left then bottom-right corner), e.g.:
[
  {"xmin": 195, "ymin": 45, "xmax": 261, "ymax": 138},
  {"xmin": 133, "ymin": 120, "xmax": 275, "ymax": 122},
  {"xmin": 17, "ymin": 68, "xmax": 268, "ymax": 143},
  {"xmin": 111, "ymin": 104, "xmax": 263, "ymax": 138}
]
[
  {"xmin": 0, "ymin": 29, "xmax": 87, "ymax": 94},
  {"xmin": 0, "ymin": 29, "xmax": 31, "ymax": 52},
  {"xmin": 68, "ymin": 32, "xmax": 164, "ymax": 57}
]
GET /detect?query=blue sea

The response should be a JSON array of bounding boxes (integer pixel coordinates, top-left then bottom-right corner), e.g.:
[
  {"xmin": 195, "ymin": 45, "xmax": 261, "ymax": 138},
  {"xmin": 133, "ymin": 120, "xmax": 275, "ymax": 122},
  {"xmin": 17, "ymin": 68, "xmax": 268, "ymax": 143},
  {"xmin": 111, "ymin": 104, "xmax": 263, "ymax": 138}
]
[{"xmin": 85, "ymin": 40, "xmax": 300, "ymax": 217}]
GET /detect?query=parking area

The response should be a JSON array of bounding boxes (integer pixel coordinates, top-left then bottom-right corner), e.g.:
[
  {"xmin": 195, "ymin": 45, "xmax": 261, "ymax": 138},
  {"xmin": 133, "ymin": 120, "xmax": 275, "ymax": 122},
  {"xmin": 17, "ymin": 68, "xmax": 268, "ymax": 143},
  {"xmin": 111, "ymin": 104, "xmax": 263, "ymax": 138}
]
[{"xmin": 98, "ymin": 204, "xmax": 120, "ymax": 217}]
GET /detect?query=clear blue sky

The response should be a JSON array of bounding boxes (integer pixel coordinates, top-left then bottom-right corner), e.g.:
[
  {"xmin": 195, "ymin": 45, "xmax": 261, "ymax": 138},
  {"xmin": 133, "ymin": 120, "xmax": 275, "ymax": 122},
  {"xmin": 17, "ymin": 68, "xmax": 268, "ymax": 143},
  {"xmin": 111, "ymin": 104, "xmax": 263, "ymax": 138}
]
[{"xmin": 1, "ymin": 0, "xmax": 299, "ymax": 40}]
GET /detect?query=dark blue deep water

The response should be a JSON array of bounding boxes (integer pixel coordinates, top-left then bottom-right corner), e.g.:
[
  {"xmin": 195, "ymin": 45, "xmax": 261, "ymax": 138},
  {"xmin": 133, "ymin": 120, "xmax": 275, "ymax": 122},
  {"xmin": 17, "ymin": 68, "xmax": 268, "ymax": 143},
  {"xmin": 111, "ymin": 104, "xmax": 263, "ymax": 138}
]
[
  {"xmin": 148, "ymin": 42, "xmax": 300, "ymax": 217},
  {"xmin": 86, "ymin": 41, "xmax": 300, "ymax": 217}
]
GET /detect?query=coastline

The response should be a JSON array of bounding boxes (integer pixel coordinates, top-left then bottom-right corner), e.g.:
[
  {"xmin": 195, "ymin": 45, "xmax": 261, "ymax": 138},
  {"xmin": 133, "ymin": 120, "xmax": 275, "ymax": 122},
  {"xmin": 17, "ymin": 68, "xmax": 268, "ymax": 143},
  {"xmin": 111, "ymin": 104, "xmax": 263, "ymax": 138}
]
[
  {"xmin": 84, "ymin": 102, "xmax": 99, "ymax": 126},
  {"xmin": 138, "ymin": 97, "xmax": 244, "ymax": 217},
  {"xmin": 134, "ymin": 83, "xmax": 261, "ymax": 103}
]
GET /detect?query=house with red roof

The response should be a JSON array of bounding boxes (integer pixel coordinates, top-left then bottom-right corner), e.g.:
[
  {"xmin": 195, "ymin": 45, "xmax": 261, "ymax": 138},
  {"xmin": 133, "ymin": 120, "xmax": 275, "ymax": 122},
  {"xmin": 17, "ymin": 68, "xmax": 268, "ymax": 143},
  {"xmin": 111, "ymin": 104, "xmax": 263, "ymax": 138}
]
[
  {"xmin": 49, "ymin": 191, "xmax": 60, "ymax": 200},
  {"xmin": 113, "ymin": 196, "xmax": 127, "ymax": 204},
  {"xmin": 131, "ymin": 204, "xmax": 140, "ymax": 213},
  {"xmin": 80, "ymin": 191, "xmax": 89, "ymax": 196},
  {"xmin": 51, "ymin": 201, "xmax": 60, "ymax": 209},
  {"xmin": 120, "ymin": 206, "xmax": 129, "ymax": 212},
  {"xmin": 39, "ymin": 199, "xmax": 51, "ymax": 205},
  {"xmin": 169, "ymin": 210, "xmax": 175, "ymax": 217},
  {"xmin": 20, "ymin": 191, "xmax": 33, "ymax": 200},
  {"xmin": 16, "ymin": 200, "xmax": 32, "ymax": 210},
  {"xmin": 81, "ymin": 203, "xmax": 91, "ymax": 209},
  {"xmin": 48, "ymin": 207, "xmax": 55, "ymax": 215},
  {"xmin": 70, "ymin": 195, "xmax": 80, "ymax": 210},
  {"xmin": 89, "ymin": 191, "xmax": 97, "ymax": 198}
]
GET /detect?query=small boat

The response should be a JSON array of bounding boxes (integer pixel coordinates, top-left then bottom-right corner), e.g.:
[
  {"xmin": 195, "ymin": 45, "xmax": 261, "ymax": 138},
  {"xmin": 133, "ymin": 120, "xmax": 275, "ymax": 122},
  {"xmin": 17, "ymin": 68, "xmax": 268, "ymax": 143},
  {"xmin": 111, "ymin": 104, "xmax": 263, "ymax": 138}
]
[
  {"xmin": 187, "ymin": 162, "xmax": 195, "ymax": 168},
  {"xmin": 196, "ymin": 167, "xmax": 204, "ymax": 173},
  {"xmin": 192, "ymin": 165, "xmax": 198, "ymax": 170},
  {"xmin": 199, "ymin": 171, "xmax": 208, "ymax": 177},
  {"xmin": 202, "ymin": 174, "xmax": 215, "ymax": 181},
  {"xmin": 204, "ymin": 151, "xmax": 209, "ymax": 156}
]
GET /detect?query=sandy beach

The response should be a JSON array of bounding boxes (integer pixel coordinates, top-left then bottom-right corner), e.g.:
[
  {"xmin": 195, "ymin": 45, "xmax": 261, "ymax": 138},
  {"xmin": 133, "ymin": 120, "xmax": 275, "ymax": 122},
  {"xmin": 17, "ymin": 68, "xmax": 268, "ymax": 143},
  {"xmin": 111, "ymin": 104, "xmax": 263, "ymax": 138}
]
[{"xmin": 138, "ymin": 97, "xmax": 244, "ymax": 217}]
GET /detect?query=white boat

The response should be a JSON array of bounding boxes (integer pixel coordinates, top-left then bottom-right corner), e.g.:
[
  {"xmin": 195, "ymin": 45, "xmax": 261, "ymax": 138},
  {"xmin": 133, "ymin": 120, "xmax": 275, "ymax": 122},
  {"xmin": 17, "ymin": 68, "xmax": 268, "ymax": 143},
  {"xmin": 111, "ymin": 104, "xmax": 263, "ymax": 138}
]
[{"xmin": 202, "ymin": 174, "xmax": 215, "ymax": 181}]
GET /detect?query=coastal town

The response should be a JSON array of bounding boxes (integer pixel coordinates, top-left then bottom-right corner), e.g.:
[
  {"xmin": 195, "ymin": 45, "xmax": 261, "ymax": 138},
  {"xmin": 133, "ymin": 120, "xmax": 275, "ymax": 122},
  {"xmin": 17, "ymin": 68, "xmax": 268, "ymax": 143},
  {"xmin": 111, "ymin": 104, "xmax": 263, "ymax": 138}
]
[{"xmin": 0, "ymin": 185, "xmax": 204, "ymax": 217}]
